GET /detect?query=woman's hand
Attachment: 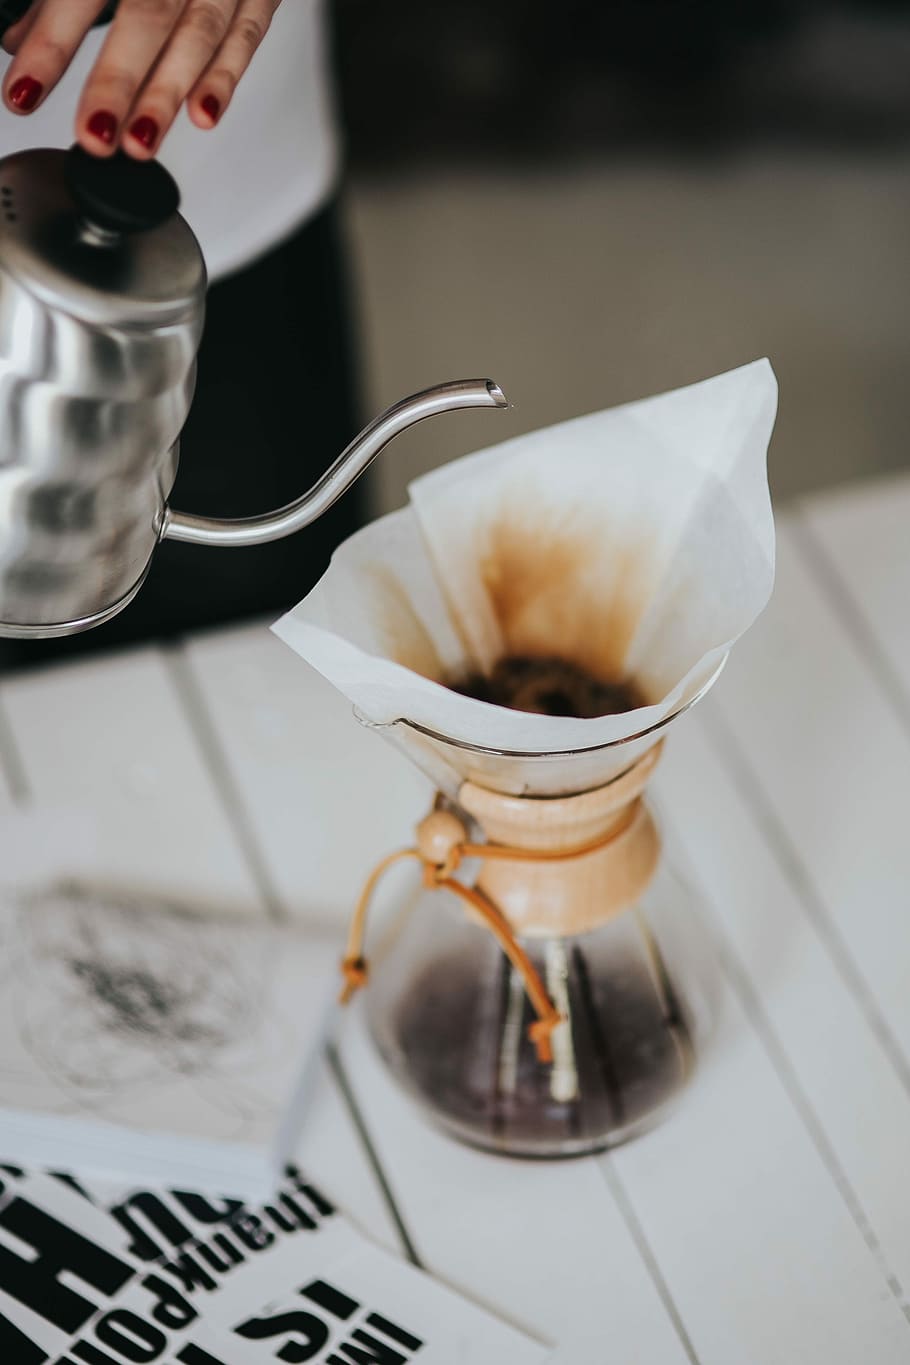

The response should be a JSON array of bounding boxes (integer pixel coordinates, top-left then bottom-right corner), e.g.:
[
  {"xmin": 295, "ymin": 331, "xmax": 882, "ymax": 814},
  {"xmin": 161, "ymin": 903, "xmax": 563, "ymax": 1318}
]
[{"xmin": 2, "ymin": 0, "xmax": 282, "ymax": 157}]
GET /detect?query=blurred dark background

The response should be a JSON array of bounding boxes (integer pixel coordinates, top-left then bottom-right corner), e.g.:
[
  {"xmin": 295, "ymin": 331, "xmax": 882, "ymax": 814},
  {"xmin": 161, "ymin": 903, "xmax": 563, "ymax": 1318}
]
[
  {"xmin": 332, "ymin": 0, "xmax": 910, "ymax": 509},
  {"xmin": 337, "ymin": 0, "xmax": 910, "ymax": 165}
]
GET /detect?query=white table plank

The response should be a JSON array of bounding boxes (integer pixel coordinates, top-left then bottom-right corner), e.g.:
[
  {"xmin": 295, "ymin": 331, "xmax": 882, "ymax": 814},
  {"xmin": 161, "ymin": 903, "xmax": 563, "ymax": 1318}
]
[
  {"xmin": 704, "ymin": 518, "xmax": 910, "ymax": 1074},
  {"xmin": 607, "ymin": 979, "xmax": 910, "ymax": 1365},
  {"xmin": 0, "ymin": 646, "xmax": 401, "ymax": 1258},
  {"xmin": 295, "ymin": 1053, "xmax": 402, "ymax": 1256},
  {"xmin": 800, "ymin": 473, "xmax": 910, "ymax": 707},
  {"xmin": 182, "ymin": 624, "xmax": 431, "ymax": 926},
  {"xmin": 0, "ymin": 648, "xmax": 261, "ymax": 912},
  {"xmin": 659, "ymin": 708, "xmax": 910, "ymax": 1302}
]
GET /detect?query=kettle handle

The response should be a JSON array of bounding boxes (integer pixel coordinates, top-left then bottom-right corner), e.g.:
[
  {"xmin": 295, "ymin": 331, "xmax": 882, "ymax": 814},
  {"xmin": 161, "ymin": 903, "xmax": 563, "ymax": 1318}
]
[{"xmin": 162, "ymin": 378, "xmax": 507, "ymax": 548}]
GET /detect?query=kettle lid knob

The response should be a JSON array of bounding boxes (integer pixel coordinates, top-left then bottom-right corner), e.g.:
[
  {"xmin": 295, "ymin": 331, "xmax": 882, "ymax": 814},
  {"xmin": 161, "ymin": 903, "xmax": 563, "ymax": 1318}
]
[{"xmin": 64, "ymin": 144, "xmax": 180, "ymax": 236}]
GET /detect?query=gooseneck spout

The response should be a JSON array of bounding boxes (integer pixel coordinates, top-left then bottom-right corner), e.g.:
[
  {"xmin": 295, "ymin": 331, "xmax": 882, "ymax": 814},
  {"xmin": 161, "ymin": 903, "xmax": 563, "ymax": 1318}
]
[{"xmin": 162, "ymin": 378, "xmax": 508, "ymax": 548}]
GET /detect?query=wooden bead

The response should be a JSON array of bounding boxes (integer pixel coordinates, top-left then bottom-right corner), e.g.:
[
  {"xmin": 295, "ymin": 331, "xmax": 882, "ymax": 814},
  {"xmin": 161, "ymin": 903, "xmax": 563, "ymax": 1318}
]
[{"xmin": 417, "ymin": 809, "xmax": 467, "ymax": 866}]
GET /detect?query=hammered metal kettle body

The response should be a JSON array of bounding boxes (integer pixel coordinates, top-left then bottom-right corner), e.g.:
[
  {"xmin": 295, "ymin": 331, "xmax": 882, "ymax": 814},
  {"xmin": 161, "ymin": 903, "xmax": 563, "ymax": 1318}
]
[
  {"xmin": 0, "ymin": 146, "xmax": 204, "ymax": 635},
  {"xmin": 0, "ymin": 145, "xmax": 505, "ymax": 639}
]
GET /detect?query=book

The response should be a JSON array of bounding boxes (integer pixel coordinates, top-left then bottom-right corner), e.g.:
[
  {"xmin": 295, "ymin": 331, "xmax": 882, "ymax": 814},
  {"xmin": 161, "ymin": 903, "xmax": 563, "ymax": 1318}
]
[
  {"xmin": 0, "ymin": 879, "xmax": 337, "ymax": 1198},
  {"xmin": 0, "ymin": 1163, "xmax": 550, "ymax": 1363}
]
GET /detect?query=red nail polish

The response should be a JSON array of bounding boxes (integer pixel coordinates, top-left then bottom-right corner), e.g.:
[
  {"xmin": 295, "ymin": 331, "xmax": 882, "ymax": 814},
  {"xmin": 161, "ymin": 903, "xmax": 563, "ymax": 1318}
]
[
  {"xmin": 87, "ymin": 109, "xmax": 117, "ymax": 145},
  {"xmin": 8, "ymin": 75, "xmax": 42, "ymax": 112},
  {"xmin": 201, "ymin": 94, "xmax": 220, "ymax": 123},
  {"xmin": 129, "ymin": 115, "xmax": 159, "ymax": 150}
]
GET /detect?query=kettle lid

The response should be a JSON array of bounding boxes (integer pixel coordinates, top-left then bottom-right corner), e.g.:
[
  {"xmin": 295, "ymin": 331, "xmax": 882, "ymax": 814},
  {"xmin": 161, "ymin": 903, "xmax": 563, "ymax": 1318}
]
[{"xmin": 0, "ymin": 145, "xmax": 206, "ymax": 326}]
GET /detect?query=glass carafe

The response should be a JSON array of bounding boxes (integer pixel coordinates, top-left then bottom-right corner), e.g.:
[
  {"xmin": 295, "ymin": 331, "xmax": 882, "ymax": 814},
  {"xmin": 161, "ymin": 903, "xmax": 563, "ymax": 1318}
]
[{"xmin": 355, "ymin": 663, "xmax": 723, "ymax": 1158}]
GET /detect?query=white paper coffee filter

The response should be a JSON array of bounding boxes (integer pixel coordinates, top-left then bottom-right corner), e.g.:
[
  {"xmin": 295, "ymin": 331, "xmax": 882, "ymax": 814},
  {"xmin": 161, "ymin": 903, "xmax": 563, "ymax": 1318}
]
[{"xmin": 274, "ymin": 360, "xmax": 777, "ymax": 762}]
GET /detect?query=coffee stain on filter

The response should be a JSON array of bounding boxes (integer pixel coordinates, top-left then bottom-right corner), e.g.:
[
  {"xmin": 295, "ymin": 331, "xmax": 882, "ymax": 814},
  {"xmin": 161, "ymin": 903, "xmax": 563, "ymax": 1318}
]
[
  {"xmin": 478, "ymin": 492, "xmax": 659, "ymax": 697},
  {"xmin": 369, "ymin": 565, "xmax": 445, "ymax": 682}
]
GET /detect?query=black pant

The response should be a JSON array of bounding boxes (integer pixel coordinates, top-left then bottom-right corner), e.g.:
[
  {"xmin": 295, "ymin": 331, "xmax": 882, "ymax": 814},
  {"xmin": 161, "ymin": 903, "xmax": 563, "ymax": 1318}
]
[{"xmin": 0, "ymin": 195, "xmax": 363, "ymax": 670}]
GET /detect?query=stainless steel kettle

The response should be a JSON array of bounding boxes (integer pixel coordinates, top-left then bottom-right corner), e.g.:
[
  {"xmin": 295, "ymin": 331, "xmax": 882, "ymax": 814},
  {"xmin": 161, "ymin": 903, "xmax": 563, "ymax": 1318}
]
[{"xmin": 0, "ymin": 145, "xmax": 506, "ymax": 638}]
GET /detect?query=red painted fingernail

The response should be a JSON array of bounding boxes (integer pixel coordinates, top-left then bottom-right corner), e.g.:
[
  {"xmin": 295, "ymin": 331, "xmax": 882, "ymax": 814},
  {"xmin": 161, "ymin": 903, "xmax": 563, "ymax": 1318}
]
[
  {"xmin": 87, "ymin": 109, "xmax": 117, "ymax": 145},
  {"xmin": 201, "ymin": 94, "xmax": 220, "ymax": 123},
  {"xmin": 129, "ymin": 115, "xmax": 159, "ymax": 150},
  {"xmin": 8, "ymin": 75, "xmax": 42, "ymax": 112}
]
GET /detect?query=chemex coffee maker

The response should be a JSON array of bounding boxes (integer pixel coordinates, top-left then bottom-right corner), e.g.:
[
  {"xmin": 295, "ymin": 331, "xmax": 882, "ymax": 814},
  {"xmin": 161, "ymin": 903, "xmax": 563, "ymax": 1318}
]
[
  {"xmin": 274, "ymin": 356, "xmax": 777, "ymax": 1158},
  {"xmin": 0, "ymin": 144, "xmax": 506, "ymax": 638}
]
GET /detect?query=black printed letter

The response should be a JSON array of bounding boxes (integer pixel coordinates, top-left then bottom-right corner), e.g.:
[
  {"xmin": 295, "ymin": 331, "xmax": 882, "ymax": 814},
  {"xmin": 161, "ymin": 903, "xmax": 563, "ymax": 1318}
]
[
  {"xmin": 0, "ymin": 1197, "xmax": 132, "ymax": 1333},
  {"xmin": 176, "ymin": 1346, "xmax": 230, "ymax": 1365},
  {"xmin": 141, "ymin": 1272, "xmax": 199, "ymax": 1329},
  {"xmin": 109, "ymin": 1194, "xmax": 192, "ymax": 1262},
  {"xmin": 170, "ymin": 1193, "xmax": 243, "ymax": 1226},
  {"xmin": 229, "ymin": 1213, "xmax": 275, "ymax": 1252},
  {"xmin": 0, "ymin": 1312, "xmax": 49, "ymax": 1365},
  {"xmin": 94, "ymin": 1309, "xmax": 166, "ymax": 1362},
  {"xmin": 160, "ymin": 1252, "xmax": 218, "ymax": 1295},
  {"xmin": 235, "ymin": 1309, "xmax": 329, "ymax": 1362},
  {"xmin": 328, "ymin": 1332, "xmax": 408, "ymax": 1365}
]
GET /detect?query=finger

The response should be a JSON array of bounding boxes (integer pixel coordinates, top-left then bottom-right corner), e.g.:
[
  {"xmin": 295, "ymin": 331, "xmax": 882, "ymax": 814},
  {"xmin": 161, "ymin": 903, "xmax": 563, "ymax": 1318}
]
[
  {"xmin": 120, "ymin": 0, "xmax": 238, "ymax": 158},
  {"xmin": 74, "ymin": 0, "xmax": 189, "ymax": 156},
  {"xmin": 3, "ymin": 0, "xmax": 106, "ymax": 115},
  {"xmin": 187, "ymin": 0, "xmax": 279, "ymax": 129},
  {"xmin": 2, "ymin": 1, "xmax": 44, "ymax": 57}
]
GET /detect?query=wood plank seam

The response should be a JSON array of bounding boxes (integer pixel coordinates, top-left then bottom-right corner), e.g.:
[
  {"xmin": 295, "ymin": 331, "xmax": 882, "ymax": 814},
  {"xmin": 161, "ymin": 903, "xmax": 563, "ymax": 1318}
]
[
  {"xmin": 792, "ymin": 509, "xmax": 910, "ymax": 738},
  {"xmin": 164, "ymin": 644, "xmax": 421, "ymax": 1266},
  {"xmin": 703, "ymin": 703, "xmax": 910, "ymax": 1104},
  {"xmin": 660, "ymin": 810, "xmax": 910, "ymax": 1323},
  {"xmin": 0, "ymin": 691, "xmax": 29, "ymax": 806},
  {"xmin": 597, "ymin": 1157, "xmax": 703, "ymax": 1365},
  {"xmin": 164, "ymin": 643, "xmax": 288, "ymax": 923},
  {"xmin": 326, "ymin": 1041, "xmax": 422, "ymax": 1269}
]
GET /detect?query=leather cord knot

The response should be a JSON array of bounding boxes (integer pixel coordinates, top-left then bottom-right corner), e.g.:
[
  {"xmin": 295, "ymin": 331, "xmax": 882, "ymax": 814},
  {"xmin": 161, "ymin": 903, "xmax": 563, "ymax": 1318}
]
[{"xmin": 340, "ymin": 955, "xmax": 369, "ymax": 1005}]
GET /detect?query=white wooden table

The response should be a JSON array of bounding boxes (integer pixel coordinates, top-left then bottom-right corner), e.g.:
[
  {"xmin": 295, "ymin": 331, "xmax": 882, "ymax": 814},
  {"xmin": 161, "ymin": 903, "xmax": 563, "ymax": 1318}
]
[{"xmin": 2, "ymin": 473, "xmax": 910, "ymax": 1364}]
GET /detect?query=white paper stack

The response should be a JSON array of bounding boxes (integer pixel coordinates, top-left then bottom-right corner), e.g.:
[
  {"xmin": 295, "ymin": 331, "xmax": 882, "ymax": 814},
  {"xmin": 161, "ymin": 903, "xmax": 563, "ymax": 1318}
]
[{"xmin": 0, "ymin": 879, "xmax": 337, "ymax": 1199}]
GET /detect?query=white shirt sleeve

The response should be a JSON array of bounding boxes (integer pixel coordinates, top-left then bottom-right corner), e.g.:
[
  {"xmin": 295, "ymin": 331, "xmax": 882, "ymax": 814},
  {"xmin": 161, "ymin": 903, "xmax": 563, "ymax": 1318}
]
[{"xmin": 0, "ymin": 0, "xmax": 339, "ymax": 282}]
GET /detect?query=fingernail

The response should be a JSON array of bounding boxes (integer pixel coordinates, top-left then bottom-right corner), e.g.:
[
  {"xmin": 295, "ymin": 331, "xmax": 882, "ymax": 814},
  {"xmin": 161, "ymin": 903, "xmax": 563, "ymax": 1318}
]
[
  {"xmin": 128, "ymin": 115, "xmax": 159, "ymax": 150},
  {"xmin": 8, "ymin": 75, "xmax": 42, "ymax": 112},
  {"xmin": 87, "ymin": 109, "xmax": 117, "ymax": 145},
  {"xmin": 201, "ymin": 94, "xmax": 220, "ymax": 123}
]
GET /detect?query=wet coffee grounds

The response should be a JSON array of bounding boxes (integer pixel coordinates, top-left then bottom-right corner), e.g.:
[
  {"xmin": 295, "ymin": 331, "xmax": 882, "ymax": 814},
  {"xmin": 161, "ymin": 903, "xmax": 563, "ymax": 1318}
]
[{"xmin": 451, "ymin": 655, "xmax": 644, "ymax": 718}]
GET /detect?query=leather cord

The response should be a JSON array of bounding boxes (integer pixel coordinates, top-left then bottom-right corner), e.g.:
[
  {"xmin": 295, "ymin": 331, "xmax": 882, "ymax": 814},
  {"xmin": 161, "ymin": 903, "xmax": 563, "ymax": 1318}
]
[{"xmin": 340, "ymin": 798, "xmax": 641, "ymax": 1064}]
